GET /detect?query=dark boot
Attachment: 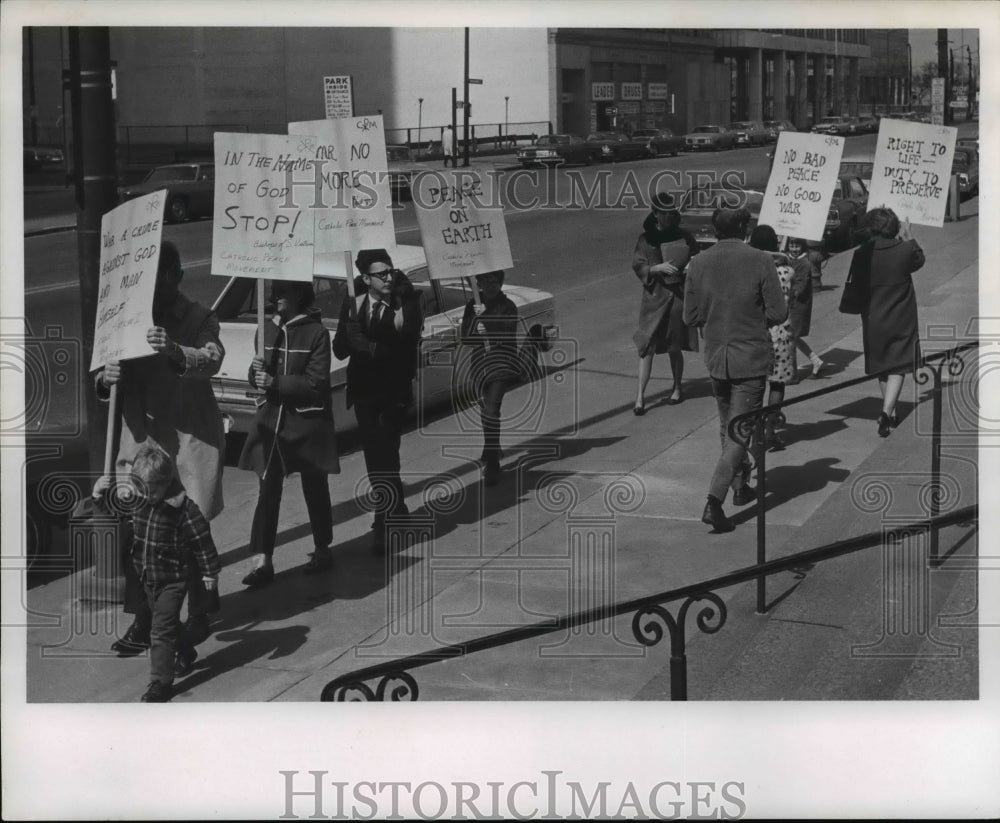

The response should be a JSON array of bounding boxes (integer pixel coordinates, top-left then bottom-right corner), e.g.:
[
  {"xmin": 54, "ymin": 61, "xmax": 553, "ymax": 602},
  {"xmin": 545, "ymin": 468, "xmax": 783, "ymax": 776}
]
[
  {"xmin": 701, "ymin": 495, "xmax": 734, "ymax": 533},
  {"xmin": 111, "ymin": 619, "xmax": 151, "ymax": 656}
]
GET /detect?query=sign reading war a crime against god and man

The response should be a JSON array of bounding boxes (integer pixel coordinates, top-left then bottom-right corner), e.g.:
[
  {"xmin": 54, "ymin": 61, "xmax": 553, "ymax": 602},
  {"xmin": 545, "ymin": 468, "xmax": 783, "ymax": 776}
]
[
  {"xmin": 414, "ymin": 169, "xmax": 513, "ymax": 280},
  {"xmin": 211, "ymin": 132, "xmax": 317, "ymax": 282},
  {"xmin": 323, "ymin": 75, "xmax": 354, "ymax": 119},
  {"xmin": 758, "ymin": 131, "xmax": 845, "ymax": 241},
  {"xmin": 867, "ymin": 118, "xmax": 957, "ymax": 227},
  {"xmin": 288, "ymin": 115, "xmax": 396, "ymax": 278},
  {"xmin": 90, "ymin": 190, "xmax": 167, "ymax": 371}
]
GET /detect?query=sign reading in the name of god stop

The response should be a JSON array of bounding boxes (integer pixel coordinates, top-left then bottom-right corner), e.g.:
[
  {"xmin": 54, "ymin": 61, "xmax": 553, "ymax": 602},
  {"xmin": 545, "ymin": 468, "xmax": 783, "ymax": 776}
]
[
  {"xmin": 867, "ymin": 118, "xmax": 957, "ymax": 227},
  {"xmin": 90, "ymin": 190, "xmax": 167, "ymax": 371},
  {"xmin": 758, "ymin": 131, "xmax": 845, "ymax": 242},
  {"xmin": 211, "ymin": 132, "xmax": 317, "ymax": 282}
]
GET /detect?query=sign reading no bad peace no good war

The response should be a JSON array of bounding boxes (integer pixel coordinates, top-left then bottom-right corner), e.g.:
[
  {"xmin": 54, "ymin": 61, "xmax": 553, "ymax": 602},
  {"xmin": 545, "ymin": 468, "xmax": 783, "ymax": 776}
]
[
  {"xmin": 758, "ymin": 132, "xmax": 845, "ymax": 242},
  {"xmin": 90, "ymin": 190, "xmax": 166, "ymax": 371},
  {"xmin": 867, "ymin": 119, "xmax": 957, "ymax": 227}
]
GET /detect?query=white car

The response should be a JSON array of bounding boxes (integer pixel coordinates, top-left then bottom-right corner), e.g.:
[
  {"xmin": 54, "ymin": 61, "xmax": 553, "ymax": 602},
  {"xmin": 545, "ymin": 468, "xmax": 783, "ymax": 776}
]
[{"xmin": 209, "ymin": 244, "xmax": 558, "ymax": 434}]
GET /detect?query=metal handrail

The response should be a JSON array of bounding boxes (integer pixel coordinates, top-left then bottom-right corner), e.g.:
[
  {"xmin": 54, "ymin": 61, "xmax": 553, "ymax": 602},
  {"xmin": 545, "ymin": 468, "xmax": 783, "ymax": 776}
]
[
  {"xmin": 319, "ymin": 340, "xmax": 979, "ymax": 702},
  {"xmin": 320, "ymin": 504, "xmax": 976, "ymax": 701},
  {"xmin": 727, "ymin": 339, "xmax": 979, "ymax": 612}
]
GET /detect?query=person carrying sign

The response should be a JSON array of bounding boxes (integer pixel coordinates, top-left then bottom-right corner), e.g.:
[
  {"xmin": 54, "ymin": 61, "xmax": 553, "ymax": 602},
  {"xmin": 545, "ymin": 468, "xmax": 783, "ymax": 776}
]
[
  {"xmin": 459, "ymin": 270, "xmax": 520, "ymax": 487},
  {"xmin": 96, "ymin": 240, "xmax": 226, "ymax": 658},
  {"xmin": 239, "ymin": 280, "xmax": 341, "ymax": 587},
  {"xmin": 332, "ymin": 249, "xmax": 424, "ymax": 552}
]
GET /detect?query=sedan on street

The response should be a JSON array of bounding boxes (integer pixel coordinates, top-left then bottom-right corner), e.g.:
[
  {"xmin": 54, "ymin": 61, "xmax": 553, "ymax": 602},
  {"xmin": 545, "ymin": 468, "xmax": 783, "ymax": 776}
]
[
  {"xmin": 951, "ymin": 146, "xmax": 979, "ymax": 199},
  {"xmin": 585, "ymin": 131, "xmax": 650, "ymax": 162},
  {"xmin": 516, "ymin": 133, "xmax": 592, "ymax": 167},
  {"xmin": 682, "ymin": 125, "xmax": 737, "ymax": 152},
  {"xmin": 631, "ymin": 128, "xmax": 684, "ymax": 157},
  {"xmin": 727, "ymin": 120, "xmax": 771, "ymax": 147},
  {"xmin": 823, "ymin": 175, "xmax": 869, "ymax": 252},
  {"xmin": 119, "ymin": 162, "xmax": 215, "ymax": 223},
  {"xmin": 763, "ymin": 120, "xmax": 796, "ymax": 139},
  {"xmin": 209, "ymin": 244, "xmax": 558, "ymax": 436},
  {"xmin": 678, "ymin": 186, "xmax": 764, "ymax": 247},
  {"xmin": 811, "ymin": 116, "xmax": 854, "ymax": 136}
]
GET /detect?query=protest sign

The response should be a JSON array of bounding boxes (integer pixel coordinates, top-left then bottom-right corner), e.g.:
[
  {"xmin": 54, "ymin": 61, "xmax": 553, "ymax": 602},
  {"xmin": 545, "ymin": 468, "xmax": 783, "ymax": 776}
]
[
  {"xmin": 758, "ymin": 131, "xmax": 845, "ymax": 241},
  {"xmin": 211, "ymin": 132, "xmax": 317, "ymax": 283},
  {"xmin": 89, "ymin": 190, "xmax": 166, "ymax": 372},
  {"xmin": 288, "ymin": 115, "xmax": 396, "ymax": 276},
  {"xmin": 867, "ymin": 119, "xmax": 957, "ymax": 227},
  {"xmin": 413, "ymin": 169, "xmax": 513, "ymax": 280}
]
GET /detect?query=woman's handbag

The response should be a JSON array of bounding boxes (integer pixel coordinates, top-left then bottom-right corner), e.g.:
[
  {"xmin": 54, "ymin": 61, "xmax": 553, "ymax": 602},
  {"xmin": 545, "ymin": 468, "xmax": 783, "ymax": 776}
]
[{"xmin": 838, "ymin": 241, "xmax": 874, "ymax": 315}]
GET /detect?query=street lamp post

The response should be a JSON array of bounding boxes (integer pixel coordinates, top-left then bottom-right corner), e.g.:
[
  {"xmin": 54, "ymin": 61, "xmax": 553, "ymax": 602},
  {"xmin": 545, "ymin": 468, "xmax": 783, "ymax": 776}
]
[
  {"xmin": 505, "ymin": 95, "xmax": 509, "ymax": 146},
  {"xmin": 905, "ymin": 42, "xmax": 912, "ymax": 107},
  {"xmin": 417, "ymin": 97, "xmax": 423, "ymax": 156}
]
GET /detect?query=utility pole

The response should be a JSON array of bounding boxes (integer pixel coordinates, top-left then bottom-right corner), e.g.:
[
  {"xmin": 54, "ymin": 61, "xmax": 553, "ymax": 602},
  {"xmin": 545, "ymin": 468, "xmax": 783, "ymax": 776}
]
[
  {"xmin": 966, "ymin": 45, "xmax": 974, "ymax": 122},
  {"xmin": 937, "ymin": 29, "xmax": 950, "ymax": 125},
  {"xmin": 463, "ymin": 27, "xmax": 470, "ymax": 167},
  {"xmin": 67, "ymin": 27, "xmax": 119, "ymax": 474}
]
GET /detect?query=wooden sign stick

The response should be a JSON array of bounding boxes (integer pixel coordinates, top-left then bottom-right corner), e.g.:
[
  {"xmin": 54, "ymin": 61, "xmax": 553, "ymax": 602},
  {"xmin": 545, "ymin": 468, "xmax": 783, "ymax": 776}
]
[
  {"xmin": 345, "ymin": 251, "xmax": 358, "ymax": 321},
  {"xmin": 103, "ymin": 384, "xmax": 119, "ymax": 475}
]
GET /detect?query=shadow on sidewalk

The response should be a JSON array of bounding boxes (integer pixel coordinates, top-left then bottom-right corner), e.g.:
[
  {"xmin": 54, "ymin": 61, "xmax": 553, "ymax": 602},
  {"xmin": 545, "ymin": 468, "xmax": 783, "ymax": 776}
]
[{"xmin": 729, "ymin": 456, "xmax": 851, "ymax": 525}]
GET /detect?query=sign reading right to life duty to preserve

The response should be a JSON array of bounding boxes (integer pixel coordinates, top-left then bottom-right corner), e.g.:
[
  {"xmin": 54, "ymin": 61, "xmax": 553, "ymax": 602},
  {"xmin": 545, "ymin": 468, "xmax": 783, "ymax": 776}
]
[
  {"xmin": 758, "ymin": 131, "xmax": 845, "ymax": 242},
  {"xmin": 867, "ymin": 118, "xmax": 957, "ymax": 227}
]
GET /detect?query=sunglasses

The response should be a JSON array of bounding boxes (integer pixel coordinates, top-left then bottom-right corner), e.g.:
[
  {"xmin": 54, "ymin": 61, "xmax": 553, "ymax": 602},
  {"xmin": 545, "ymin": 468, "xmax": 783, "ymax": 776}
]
[{"xmin": 367, "ymin": 269, "xmax": 394, "ymax": 281}]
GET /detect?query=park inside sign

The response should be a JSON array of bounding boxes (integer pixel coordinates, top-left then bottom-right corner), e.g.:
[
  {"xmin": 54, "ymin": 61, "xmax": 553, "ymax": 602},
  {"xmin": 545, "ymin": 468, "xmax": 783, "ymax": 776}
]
[
  {"xmin": 323, "ymin": 75, "xmax": 354, "ymax": 119},
  {"xmin": 758, "ymin": 132, "xmax": 845, "ymax": 241},
  {"xmin": 867, "ymin": 118, "xmax": 957, "ymax": 227},
  {"xmin": 413, "ymin": 169, "xmax": 513, "ymax": 280},
  {"xmin": 211, "ymin": 132, "xmax": 317, "ymax": 282},
  {"xmin": 89, "ymin": 190, "xmax": 166, "ymax": 372},
  {"xmin": 288, "ymin": 115, "xmax": 396, "ymax": 277}
]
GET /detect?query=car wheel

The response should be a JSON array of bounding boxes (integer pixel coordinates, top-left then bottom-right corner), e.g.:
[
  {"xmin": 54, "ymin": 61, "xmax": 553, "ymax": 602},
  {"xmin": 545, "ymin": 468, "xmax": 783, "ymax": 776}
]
[{"xmin": 167, "ymin": 196, "xmax": 189, "ymax": 223}]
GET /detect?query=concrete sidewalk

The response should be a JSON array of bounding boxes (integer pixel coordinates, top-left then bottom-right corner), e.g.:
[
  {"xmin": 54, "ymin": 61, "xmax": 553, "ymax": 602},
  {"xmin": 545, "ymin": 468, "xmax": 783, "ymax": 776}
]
[{"xmin": 24, "ymin": 199, "xmax": 980, "ymax": 702}]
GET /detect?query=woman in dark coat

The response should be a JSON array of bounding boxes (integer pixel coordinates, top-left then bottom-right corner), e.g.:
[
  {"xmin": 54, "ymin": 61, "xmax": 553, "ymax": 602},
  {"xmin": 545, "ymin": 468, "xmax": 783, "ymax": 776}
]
[
  {"xmin": 239, "ymin": 280, "xmax": 340, "ymax": 585},
  {"xmin": 631, "ymin": 192, "xmax": 700, "ymax": 413},
  {"xmin": 851, "ymin": 207, "xmax": 925, "ymax": 437}
]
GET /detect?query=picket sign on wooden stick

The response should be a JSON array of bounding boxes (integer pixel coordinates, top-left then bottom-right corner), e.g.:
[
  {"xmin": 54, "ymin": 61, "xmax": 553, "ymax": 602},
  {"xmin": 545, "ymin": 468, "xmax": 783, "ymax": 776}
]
[
  {"xmin": 103, "ymin": 384, "xmax": 119, "ymax": 475},
  {"xmin": 467, "ymin": 276, "xmax": 491, "ymax": 353},
  {"xmin": 345, "ymin": 251, "xmax": 358, "ymax": 321},
  {"xmin": 257, "ymin": 280, "xmax": 266, "ymax": 364}
]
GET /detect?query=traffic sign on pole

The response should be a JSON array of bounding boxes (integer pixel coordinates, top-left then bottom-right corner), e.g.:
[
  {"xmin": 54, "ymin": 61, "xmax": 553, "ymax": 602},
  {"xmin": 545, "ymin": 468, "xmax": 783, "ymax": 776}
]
[{"xmin": 468, "ymin": 78, "xmax": 483, "ymax": 85}]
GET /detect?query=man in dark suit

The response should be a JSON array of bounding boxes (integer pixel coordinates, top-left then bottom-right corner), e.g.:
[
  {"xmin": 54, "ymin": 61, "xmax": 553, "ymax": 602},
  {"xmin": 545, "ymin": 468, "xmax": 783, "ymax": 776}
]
[
  {"xmin": 332, "ymin": 249, "xmax": 424, "ymax": 551},
  {"xmin": 683, "ymin": 208, "xmax": 788, "ymax": 533}
]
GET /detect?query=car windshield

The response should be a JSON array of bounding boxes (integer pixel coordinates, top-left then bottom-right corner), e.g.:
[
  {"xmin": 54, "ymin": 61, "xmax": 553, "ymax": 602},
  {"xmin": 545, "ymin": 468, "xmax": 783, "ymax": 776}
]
[
  {"xmin": 540, "ymin": 135, "xmax": 571, "ymax": 145},
  {"xmin": 146, "ymin": 166, "xmax": 198, "ymax": 182},
  {"xmin": 587, "ymin": 133, "xmax": 615, "ymax": 141},
  {"xmin": 692, "ymin": 126, "xmax": 720, "ymax": 134},
  {"xmin": 680, "ymin": 188, "xmax": 762, "ymax": 212},
  {"xmin": 820, "ymin": 117, "xmax": 843, "ymax": 124},
  {"xmin": 731, "ymin": 122, "xmax": 752, "ymax": 129},
  {"xmin": 386, "ymin": 147, "xmax": 413, "ymax": 162}
]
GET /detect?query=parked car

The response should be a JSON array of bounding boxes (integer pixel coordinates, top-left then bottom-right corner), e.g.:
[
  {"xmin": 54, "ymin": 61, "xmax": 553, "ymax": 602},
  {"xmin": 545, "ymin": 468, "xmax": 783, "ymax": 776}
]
[
  {"xmin": 516, "ymin": 133, "xmax": 592, "ymax": 167},
  {"xmin": 951, "ymin": 146, "xmax": 979, "ymax": 199},
  {"xmin": 682, "ymin": 125, "xmax": 737, "ymax": 152},
  {"xmin": 386, "ymin": 144, "xmax": 432, "ymax": 200},
  {"xmin": 838, "ymin": 148, "xmax": 876, "ymax": 188},
  {"xmin": 24, "ymin": 145, "xmax": 64, "ymax": 171},
  {"xmin": 823, "ymin": 175, "xmax": 869, "ymax": 252},
  {"xmin": 118, "ymin": 162, "xmax": 215, "ymax": 223},
  {"xmin": 727, "ymin": 120, "xmax": 770, "ymax": 147},
  {"xmin": 956, "ymin": 135, "xmax": 979, "ymax": 153},
  {"xmin": 811, "ymin": 116, "xmax": 854, "ymax": 136},
  {"xmin": 763, "ymin": 120, "xmax": 797, "ymax": 139},
  {"xmin": 209, "ymin": 244, "xmax": 558, "ymax": 435},
  {"xmin": 678, "ymin": 186, "xmax": 764, "ymax": 247},
  {"xmin": 855, "ymin": 115, "xmax": 879, "ymax": 134},
  {"xmin": 23, "ymin": 148, "xmax": 42, "ymax": 173},
  {"xmin": 584, "ymin": 131, "xmax": 650, "ymax": 162},
  {"xmin": 631, "ymin": 128, "xmax": 685, "ymax": 157}
]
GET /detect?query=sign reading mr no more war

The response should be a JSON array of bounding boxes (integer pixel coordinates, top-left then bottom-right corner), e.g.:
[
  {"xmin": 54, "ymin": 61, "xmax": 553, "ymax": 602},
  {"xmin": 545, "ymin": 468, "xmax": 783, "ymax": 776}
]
[
  {"xmin": 212, "ymin": 132, "xmax": 317, "ymax": 282},
  {"xmin": 758, "ymin": 131, "xmax": 845, "ymax": 241},
  {"xmin": 90, "ymin": 190, "xmax": 166, "ymax": 372},
  {"xmin": 414, "ymin": 170, "xmax": 513, "ymax": 280},
  {"xmin": 867, "ymin": 119, "xmax": 956, "ymax": 227},
  {"xmin": 288, "ymin": 115, "xmax": 396, "ymax": 277}
]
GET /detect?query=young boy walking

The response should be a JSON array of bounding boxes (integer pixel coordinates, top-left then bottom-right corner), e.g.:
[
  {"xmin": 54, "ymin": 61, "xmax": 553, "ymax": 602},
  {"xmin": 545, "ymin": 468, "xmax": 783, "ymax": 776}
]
[{"xmin": 92, "ymin": 444, "xmax": 220, "ymax": 702}]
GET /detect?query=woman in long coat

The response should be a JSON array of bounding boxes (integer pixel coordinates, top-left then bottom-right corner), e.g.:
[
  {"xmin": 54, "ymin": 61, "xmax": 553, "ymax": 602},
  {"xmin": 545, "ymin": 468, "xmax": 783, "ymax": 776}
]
[
  {"xmin": 631, "ymin": 192, "xmax": 700, "ymax": 414},
  {"xmin": 851, "ymin": 207, "xmax": 925, "ymax": 437},
  {"xmin": 239, "ymin": 280, "xmax": 340, "ymax": 585}
]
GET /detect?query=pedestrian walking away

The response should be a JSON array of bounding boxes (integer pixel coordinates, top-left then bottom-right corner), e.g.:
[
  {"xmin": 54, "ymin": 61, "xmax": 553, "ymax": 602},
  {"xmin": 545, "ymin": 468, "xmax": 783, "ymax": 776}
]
[
  {"xmin": 459, "ymin": 270, "xmax": 520, "ymax": 486},
  {"xmin": 443, "ymin": 125, "xmax": 455, "ymax": 168},
  {"xmin": 749, "ymin": 225, "xmax": 795, "ymax": 452},
  {"xmin": 785, "ymin": 236, "xmax": 825, "ymax": 380},
  {"xmin": 332, "ymin": 249, "xmax": 424, "ymax": 552},
  {"xmin": 239, "ymin": 280, "xmax": 341, "ymax": 588},
  {"xmin": 631, "ymin": 192, "xmax": 700, "ymax": 414},
  {"xmin": 846, "ymin": 207, "xmax": 925, "ymax": 438},
  {"xmin": 95, "ymin": 241, "xmax": 225, "ymax": 657},
  {"xmin": 91, "ymin": 445, "xmax": 221, "ymax": 703},
  {"xmin": 683, "ymin": 208, "xmax": 787, "ymax": 533}
]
